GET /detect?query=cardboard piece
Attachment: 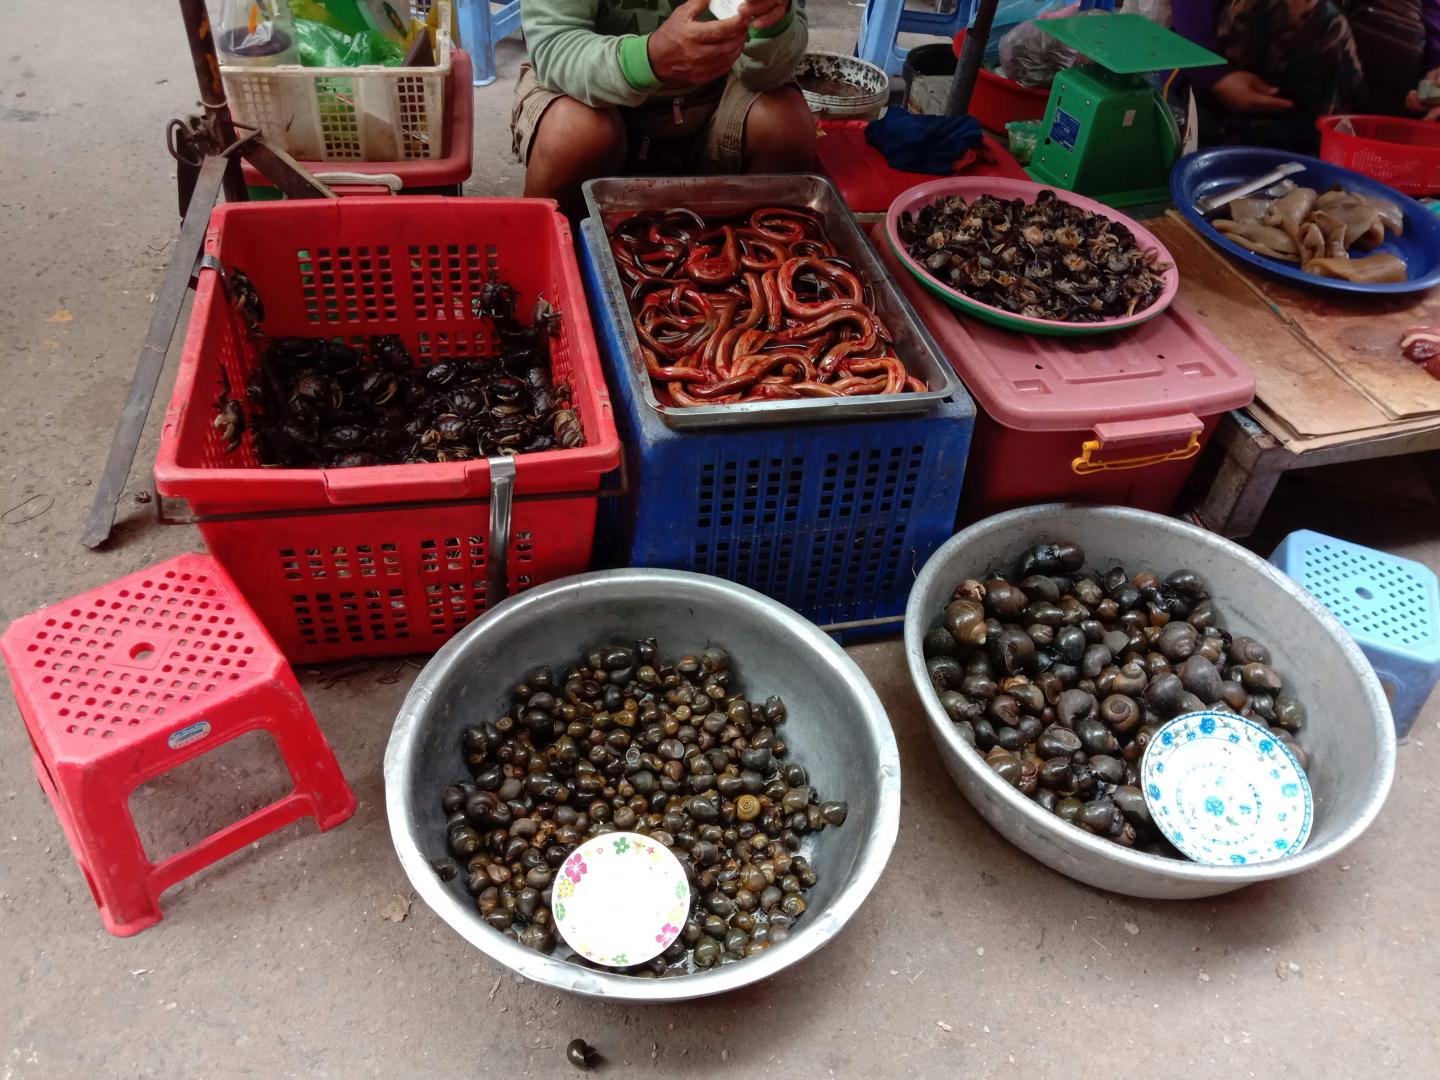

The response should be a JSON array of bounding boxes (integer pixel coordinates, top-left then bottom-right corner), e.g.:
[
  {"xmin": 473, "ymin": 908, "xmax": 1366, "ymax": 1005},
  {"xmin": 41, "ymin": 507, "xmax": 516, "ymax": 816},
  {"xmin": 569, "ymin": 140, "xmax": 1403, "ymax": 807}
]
[
  {"xmin": 1247, "ymin": 277, "xmax": 1440, "ymax": 420},
  {"xmin": 1152, "ymin": 213, "xmax": 1440, "ymax": 422},
  {"xmin": 1148, "ymin": 215, "xmax": 1388, "ymax": 439}
]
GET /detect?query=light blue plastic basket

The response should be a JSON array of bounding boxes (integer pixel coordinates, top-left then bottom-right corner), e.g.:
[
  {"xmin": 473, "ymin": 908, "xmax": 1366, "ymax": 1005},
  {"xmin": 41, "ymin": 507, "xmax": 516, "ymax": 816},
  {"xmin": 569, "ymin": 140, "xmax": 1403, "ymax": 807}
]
[{"xmin": 1270, "ymin": 529, "xmax": 1440, "ymax": 738}]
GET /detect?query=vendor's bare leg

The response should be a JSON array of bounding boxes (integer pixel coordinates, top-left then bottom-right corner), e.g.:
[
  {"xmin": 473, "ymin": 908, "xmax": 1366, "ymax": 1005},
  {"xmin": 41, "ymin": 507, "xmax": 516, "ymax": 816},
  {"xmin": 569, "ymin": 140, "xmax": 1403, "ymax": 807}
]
[
  {"xmin": 743, "ymin": 87, "xmax": 816, "ymax": 172},
  {"xmin": 524, "ymin": 98, "xmax": 627, "ymax": 219}
]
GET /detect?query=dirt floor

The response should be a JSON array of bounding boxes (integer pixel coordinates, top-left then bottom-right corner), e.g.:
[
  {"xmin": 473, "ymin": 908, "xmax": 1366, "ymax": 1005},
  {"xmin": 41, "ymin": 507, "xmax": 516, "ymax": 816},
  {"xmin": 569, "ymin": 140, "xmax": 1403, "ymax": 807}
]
[{"xmin": 2, "ymin": 3, "xmax": 1438, "ymax": 1077}]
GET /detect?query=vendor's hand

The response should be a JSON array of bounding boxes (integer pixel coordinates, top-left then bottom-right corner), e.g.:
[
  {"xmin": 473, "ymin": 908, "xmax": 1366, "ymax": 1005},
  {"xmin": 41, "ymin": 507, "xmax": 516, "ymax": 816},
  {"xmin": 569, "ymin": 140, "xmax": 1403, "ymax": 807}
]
[
  {"xmin": 744, "ymin": 0, "xmax": 790, "ymax": 32},
  {"xmin": 1211, "ymin": 71, "xmax": 1294, "ymax": 114},
  {"xmin": 648, "ymin": 0, "xmax": 750, "ymax": 86},
  {"xmin": 1406, "ymin": 67, "xmax": 1440, "ymax": 120}
]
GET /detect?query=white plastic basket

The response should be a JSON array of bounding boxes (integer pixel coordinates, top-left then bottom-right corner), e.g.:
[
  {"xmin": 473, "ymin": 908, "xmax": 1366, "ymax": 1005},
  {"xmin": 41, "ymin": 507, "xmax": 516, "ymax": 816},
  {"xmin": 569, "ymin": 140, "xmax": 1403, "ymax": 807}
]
[{"xmin": 221, "ymin": 1, "xmax": 452, "ymax": 162}]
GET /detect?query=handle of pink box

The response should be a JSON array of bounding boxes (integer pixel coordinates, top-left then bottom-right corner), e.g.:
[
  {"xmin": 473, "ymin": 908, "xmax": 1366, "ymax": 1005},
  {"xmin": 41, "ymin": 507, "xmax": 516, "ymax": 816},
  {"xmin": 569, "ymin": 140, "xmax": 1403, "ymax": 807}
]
[{"xmin": 1072, "ymin": 414, "xmax": 1204, "ymax": 475}]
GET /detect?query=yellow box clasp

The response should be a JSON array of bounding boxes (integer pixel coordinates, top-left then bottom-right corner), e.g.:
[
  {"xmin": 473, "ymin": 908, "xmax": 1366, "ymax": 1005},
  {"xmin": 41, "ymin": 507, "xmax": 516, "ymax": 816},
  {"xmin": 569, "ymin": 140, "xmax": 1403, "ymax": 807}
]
[{"xmin": 1071, "ymin": 415, "xmax": 1204, "ymax": 476}]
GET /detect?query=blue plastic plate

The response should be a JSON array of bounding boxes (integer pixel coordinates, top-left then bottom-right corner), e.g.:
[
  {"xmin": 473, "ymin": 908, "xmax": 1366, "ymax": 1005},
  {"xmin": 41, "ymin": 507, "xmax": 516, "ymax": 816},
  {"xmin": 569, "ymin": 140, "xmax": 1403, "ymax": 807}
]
[{"xmin": 1170, "ymin": 147, "xmax": 1440, "ymax": 296}]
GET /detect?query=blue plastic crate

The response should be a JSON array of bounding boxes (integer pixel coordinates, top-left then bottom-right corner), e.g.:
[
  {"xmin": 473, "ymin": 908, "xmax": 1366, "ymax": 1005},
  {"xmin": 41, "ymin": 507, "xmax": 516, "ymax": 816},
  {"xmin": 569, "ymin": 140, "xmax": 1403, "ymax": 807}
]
[
  {"xmin": 579, "ymin": 220, "xmax": 975, "ymax": 636},
  {"xmin": 1270, "ymin": 529, "xmax": 1440, "ymax": 738}
]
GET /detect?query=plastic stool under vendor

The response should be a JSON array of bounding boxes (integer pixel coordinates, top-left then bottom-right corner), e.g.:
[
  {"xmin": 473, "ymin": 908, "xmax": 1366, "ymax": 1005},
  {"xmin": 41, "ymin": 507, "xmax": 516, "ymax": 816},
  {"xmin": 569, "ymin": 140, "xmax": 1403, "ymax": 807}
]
[
  {"xmin": 1270, "ymin": 530, "xmax": 1440, "ymax": 738},
  {"xmin": 0, "ymin": 553, "xmax": 356, "ymax": 936}
]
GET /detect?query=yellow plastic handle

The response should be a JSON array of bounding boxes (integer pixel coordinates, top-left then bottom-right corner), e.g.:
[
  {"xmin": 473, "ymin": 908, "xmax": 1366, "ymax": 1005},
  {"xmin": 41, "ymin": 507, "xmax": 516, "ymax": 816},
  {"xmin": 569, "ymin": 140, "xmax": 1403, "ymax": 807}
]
[{"xmin": 1071, "ymin": 432, "xmax": 1202, "ymax": 475}]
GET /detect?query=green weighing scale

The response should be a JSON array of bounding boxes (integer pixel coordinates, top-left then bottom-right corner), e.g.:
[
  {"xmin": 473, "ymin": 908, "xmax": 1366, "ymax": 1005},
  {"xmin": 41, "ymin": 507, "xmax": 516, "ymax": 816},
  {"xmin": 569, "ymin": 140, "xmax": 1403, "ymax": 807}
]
[{"xmin": 1027, "ymin": 13, "xmax": 1224, "ymax": 208}]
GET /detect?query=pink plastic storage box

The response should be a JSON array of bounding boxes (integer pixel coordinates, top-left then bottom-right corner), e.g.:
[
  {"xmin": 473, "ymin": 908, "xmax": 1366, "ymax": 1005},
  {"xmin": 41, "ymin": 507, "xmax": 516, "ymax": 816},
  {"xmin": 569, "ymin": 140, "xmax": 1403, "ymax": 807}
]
[{"xmin": 873, "ymin": 224, "xmax": 1255, "ymax": 517}]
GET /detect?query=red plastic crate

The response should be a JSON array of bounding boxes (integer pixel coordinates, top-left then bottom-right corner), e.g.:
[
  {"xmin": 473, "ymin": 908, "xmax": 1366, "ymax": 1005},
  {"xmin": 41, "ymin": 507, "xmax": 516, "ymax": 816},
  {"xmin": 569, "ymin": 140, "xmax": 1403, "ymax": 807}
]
[
  {"xmin": 155, "ymin": 197, "xmax": 620, "ymax": 663},
  {"xmin": 953, "ymin": 31, "xmax": 1050, "ymax": 134},
  {"xmin": 240, "ymin": 48, "xmax": 477, "ymax": 195},
  {"xmin": 1317, "ymin": 114, "xmax": 1440, "ymax": 196}
]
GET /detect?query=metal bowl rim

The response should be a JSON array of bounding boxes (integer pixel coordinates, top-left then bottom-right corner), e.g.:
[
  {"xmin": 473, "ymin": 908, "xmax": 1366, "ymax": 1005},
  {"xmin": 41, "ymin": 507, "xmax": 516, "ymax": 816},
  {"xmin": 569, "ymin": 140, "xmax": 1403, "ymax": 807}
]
[
  {"xmin": 903, "ymin": 503, "xmax": 1397, "ymax": 886},
  {"xmin": 386, "ymin": 567, "xmax": 902, "ymax": 1001},
  {"xmin": 796, "ymin": 51, "xmax": 891, "ymax": 99}
]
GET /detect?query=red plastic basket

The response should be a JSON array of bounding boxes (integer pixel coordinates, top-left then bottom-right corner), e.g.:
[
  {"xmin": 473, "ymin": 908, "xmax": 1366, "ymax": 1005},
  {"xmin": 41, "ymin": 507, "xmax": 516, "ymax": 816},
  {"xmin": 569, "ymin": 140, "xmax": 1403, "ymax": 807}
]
[
  {"xmin": 815, "ymin": 119, "xmax": 1028, "ymax": 214},
  {"xmin": 155, "ymin": 197, "xmax": 620, "ymax": 663},
  {"xmin": 953, "ymin": 31, "xmax": 1050, "ymax": 134},
  {"xmin": 240, "ymin": 48, "xmax": 476, "ymax": 195},
  {"xmin": 1317, "ymin": 114, "xmax": 1440, "ymax": 196}
]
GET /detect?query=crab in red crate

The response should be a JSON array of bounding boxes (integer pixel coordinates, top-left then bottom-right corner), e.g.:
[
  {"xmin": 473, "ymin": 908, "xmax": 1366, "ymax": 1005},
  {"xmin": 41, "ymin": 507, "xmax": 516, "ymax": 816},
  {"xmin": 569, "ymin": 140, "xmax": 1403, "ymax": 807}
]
[{"xmin": 154, "ymin": 197, "xmax": 620, "ymax": 664}]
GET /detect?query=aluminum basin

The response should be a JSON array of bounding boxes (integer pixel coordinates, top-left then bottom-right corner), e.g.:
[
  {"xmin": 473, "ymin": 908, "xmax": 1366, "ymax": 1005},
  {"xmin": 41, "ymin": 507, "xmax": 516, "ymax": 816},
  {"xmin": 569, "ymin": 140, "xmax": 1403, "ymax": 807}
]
[
  {"xmin": 905, "ymin": 505, "xmax": 1396, "ymax": 899},
  {"xmin": 387, "ymin": 568, "xmax": 900, "ymax": 1000}
]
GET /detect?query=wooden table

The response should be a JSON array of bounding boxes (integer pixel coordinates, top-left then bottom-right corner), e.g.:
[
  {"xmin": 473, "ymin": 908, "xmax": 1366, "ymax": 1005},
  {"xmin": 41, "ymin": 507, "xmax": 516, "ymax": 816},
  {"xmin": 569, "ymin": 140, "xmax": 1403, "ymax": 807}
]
[{"xmin": 1142, "ymin": 215, "xmax": 1440, "ymax": 536}]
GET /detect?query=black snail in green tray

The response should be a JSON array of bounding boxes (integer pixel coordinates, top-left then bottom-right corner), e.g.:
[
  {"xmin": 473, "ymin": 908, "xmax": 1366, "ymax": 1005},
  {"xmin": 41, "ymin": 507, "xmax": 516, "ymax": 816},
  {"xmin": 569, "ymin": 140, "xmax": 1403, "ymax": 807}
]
[
  {"xmin": 923, "ymin": 541, "xmax": 1311, "ymax": 859},
  {"xmin": 433, "ymin": 639, "xmax": 848, "ymax": 976},
  {"xmin": 898, "ymin": 190, "xmax": 1172, "ymax": 322}
]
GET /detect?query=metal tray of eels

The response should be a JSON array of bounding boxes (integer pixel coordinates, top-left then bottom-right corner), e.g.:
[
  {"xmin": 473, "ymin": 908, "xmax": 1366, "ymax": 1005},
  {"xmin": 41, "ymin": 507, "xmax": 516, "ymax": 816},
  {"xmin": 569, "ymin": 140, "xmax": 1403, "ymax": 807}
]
[{"xmin": 582, "ymin": 174, "xmax": 960, "ymax": 429}]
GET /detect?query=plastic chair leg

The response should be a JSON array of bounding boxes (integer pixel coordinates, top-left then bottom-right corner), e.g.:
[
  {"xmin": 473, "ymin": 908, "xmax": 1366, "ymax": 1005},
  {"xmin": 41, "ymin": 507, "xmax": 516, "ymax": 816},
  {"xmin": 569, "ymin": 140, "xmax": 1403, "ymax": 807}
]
[
  {"xmin": 1384, "ymin": 665, "xmax": 1440, "ymax": 738},
  {"xmin": 265, "ymin": 701, "xmax": 358, "ymax": 831},
  {"xmin": 66, "ymin": 770, "xmax": 167, "ymax": 937},
  {"xmin": 33, "ymin": 756, "xmax": 161, "ymax": 936},
  {"xmin": 857, "ymin": 0, "xmax": 909, "ymax": 75},
  {"xmin": 457, "ymin": 0, "xmax": 499, "ymax": 87}
]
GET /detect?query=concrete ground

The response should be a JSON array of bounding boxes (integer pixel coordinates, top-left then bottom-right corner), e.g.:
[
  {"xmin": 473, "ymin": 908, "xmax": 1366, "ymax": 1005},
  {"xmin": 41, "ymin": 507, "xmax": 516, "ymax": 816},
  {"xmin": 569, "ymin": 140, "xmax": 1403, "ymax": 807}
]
[{"xmin": 1, "ymin": 2, "xmax": 1438, "ymax": 1077}]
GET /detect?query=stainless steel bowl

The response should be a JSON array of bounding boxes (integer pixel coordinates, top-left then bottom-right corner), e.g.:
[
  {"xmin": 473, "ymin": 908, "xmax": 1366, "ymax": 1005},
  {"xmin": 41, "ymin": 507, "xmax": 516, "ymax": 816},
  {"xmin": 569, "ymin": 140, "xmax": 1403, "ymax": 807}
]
[
  {"xmin": 795, "ymin": 52, "xmax": 889, "ymax": 120},
  {"xmin": 905, "ymin": 505, "xmax": 1396, "ymax": 899},
  {"xmin": 386, "ymin": 569, "xmax": 900, "ymax": 1001}
]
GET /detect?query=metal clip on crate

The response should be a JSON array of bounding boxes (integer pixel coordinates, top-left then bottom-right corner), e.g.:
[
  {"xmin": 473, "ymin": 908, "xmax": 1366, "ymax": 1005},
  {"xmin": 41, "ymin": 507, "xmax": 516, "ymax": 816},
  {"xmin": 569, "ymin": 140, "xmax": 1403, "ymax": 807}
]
[{"xmin": 486, "ymin": 456, "xmax": 517, "ymax": 608}]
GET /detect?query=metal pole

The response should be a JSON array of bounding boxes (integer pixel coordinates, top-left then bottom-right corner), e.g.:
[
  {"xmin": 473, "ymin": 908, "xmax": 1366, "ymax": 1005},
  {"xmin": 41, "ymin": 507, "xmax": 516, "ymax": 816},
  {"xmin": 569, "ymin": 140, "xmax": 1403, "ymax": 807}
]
[
  {"xmin": 82, "ymin": 157, "xmax": 228, "ymax": 549},
  {"xmin": 177, "ymin": 0, "xmax": 248, "ymax": 204},
  {"xmin": 945, "ymin": 0, "xmax": 1002, "ymax": 117}
]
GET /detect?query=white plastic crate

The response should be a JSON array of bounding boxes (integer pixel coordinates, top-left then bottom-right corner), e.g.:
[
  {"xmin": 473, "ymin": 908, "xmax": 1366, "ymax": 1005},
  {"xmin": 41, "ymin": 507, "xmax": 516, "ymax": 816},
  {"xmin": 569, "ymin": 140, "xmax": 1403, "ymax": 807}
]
[{"xmin": 221, "ymin": 1, "xmax": 452, "ymax": 162}]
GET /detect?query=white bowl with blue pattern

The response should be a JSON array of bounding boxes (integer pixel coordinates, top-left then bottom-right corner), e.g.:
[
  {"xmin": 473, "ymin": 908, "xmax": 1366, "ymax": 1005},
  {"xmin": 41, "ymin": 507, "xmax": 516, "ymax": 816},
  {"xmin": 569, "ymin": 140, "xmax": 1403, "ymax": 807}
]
[{"xmin": 1142, "ymin": 711, "xmax": 1314, "ymax": 866}]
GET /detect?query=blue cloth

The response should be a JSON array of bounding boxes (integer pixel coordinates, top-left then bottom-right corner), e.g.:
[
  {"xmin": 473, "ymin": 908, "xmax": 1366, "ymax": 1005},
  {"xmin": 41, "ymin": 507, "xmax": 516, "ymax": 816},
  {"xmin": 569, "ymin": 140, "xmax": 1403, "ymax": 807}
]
[{"xmin": 864, "ymin": 111, "xmax": 985, "ymax": 175}]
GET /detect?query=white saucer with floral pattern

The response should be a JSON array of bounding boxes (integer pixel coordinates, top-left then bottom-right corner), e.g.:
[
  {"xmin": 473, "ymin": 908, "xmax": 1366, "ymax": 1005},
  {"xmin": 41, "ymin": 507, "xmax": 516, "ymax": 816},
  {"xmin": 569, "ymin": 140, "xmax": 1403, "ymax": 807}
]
[{"xmin": 551, "ymin": 831, "xmax": 691, "ymax": 967}]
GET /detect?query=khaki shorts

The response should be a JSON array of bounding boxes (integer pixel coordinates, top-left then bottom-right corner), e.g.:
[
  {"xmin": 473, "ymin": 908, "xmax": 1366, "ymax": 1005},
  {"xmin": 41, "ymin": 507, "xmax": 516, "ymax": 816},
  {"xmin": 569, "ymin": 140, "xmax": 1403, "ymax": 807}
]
[{"xmin": 510, "ymin": 62, "xmax": 761, "ymax": 174}]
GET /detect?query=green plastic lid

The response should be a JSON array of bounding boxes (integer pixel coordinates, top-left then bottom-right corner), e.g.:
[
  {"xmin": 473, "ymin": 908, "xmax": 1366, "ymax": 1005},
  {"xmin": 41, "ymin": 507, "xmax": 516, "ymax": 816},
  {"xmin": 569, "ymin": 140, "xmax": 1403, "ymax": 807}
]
[{"xmin": 1040, "ymin": 12, "xmax": 1225, "ymax": 74}]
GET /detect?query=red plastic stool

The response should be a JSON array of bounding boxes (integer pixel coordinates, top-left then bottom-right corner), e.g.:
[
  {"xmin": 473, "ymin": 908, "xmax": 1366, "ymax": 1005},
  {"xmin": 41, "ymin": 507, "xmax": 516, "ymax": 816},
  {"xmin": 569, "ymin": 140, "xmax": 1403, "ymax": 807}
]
[{"xmin": 1, "ymin": 553, "xmax": 356, "ymax": 936}]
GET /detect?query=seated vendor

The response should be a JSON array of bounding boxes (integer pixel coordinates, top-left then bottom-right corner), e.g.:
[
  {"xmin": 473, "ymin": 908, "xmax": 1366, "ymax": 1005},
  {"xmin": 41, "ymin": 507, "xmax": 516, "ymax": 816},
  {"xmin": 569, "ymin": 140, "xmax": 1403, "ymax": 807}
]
[
  {"xmin": 1174, "ymin": 0, "xmax": 1440, "ymax": 149},
  {"xmin": 1172, "ymin": 0, "xmax": 1365, "ymax": 151},
  {"xmin": 512, "ymin": 0, "xmax": 816, "ymax": 217},
  {"xmin": 1408, "ymin": 0, "xmax": 1440, "ymax": 118}
]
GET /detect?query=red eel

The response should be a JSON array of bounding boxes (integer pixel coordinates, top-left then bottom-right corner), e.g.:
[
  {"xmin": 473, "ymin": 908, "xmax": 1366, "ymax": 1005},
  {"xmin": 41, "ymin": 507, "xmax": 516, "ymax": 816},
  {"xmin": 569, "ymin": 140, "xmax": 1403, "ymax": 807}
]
[{"xmin": 608, "ymin": 207, "xmax": 925, "ymax": 406}]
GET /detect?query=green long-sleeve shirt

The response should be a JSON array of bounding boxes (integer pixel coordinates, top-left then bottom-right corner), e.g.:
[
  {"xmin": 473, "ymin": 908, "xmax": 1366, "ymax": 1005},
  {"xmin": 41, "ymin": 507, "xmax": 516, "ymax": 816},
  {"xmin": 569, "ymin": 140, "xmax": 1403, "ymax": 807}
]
[{"xmin": 522, "ymin": 0, "xmax": 807, "ymax": 108}]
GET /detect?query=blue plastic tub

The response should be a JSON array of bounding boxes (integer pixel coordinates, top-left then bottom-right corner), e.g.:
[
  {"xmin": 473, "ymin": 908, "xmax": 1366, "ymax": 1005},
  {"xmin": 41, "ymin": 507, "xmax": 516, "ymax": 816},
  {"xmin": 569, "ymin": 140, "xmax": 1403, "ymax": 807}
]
[
  {"xmin": 1170, "ymin": 147, "xmax": 1440, "ymax": 296},
  {"xmin": 578, "ymin": 220, "xmax": 976, "ymax": 636}
]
